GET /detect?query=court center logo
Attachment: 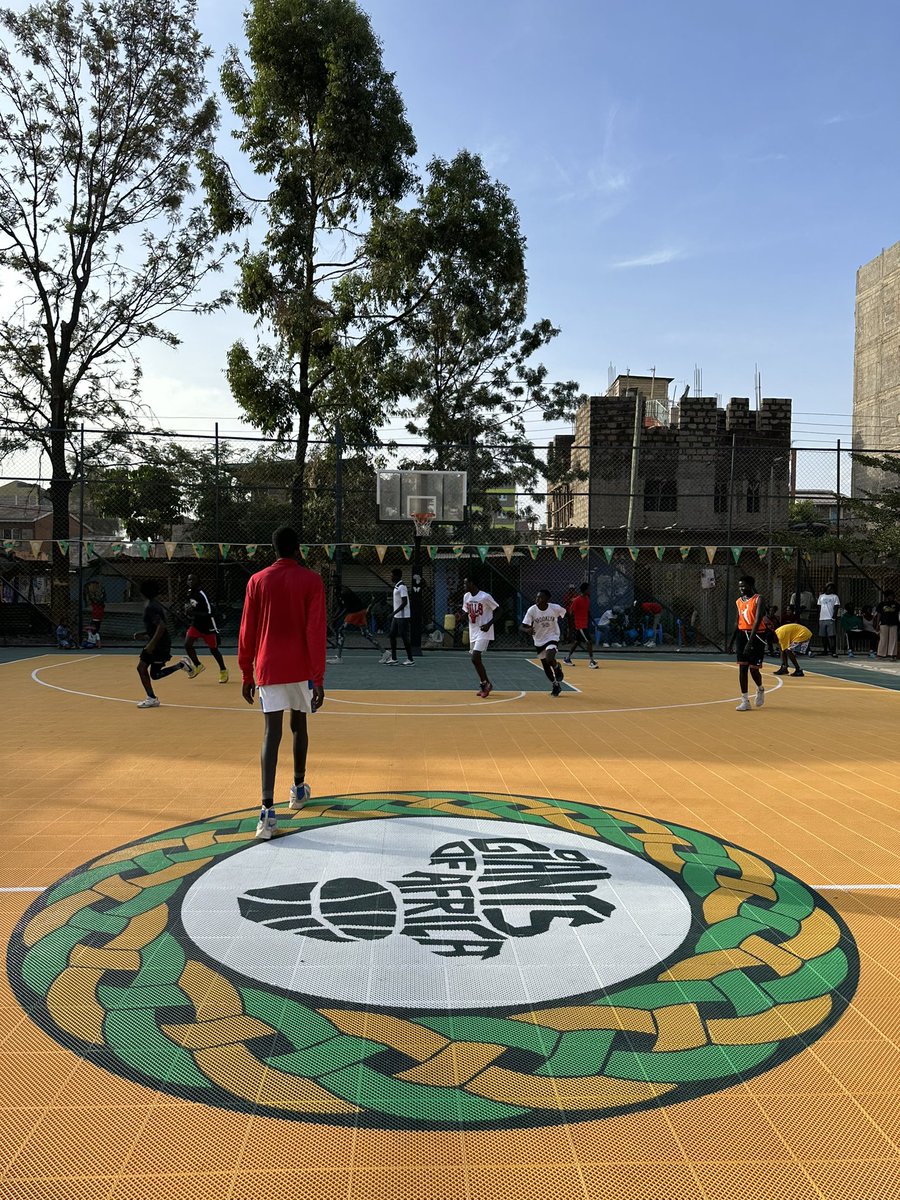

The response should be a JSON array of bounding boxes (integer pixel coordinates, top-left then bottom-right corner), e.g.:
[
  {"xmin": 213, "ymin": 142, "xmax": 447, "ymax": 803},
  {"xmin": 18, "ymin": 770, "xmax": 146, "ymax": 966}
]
[{"xmin": 7, "ymin": 791, "xmax": 858, "ymax": 1129}]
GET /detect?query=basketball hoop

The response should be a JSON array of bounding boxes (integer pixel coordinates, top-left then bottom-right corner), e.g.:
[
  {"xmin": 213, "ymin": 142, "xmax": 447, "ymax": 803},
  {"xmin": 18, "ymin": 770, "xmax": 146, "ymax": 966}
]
[{"xmin": 411, "ymin": 511, "xmax": 435, "ymax": 538}]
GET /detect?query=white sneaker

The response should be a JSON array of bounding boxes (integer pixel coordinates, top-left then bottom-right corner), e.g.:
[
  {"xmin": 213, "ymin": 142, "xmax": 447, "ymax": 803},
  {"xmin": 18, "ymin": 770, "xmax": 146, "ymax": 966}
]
[
  {"xmin": 289, "ymin": 783, "xmax": 311, "ymax": 811},
  {"xmin": 180, "ymin": 657, "xmax": 199, "ymax": 678},
  {"xmin": 589, "ymin": 660, "xmax": 599, "ymax": 669},
  {"xmin": 378, "ymin": 651, "xmax": 392, "ymax": 664},
  {"xmin": 402, "ymin": 658, "xmax": 415, "ymax": 665},
  {"xmin": 384, "ymin": 658, "xmax": 399, "ymax": 665},
  {"xmin": 137, "ymin": 696, "xmax": 160, "ymax": 708},
  {"xmin": 327, "ymin": 656, "xmax": 342, "ymax": 664},
  {"xmin": 755, "ymin": 688, "xmax": 765, "ymax": 708},
  {"xmin": 255, "ymin": 806, "xmax": 277, "ymax": 840},
  {"xmin": 736, "ymin": 697, "xmax": 751, "ymax": 711}
]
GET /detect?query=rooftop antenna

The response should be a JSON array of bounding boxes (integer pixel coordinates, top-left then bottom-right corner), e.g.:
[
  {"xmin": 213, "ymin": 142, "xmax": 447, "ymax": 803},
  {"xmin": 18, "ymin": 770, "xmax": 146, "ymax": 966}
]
[
  {"xmin": 608, "ymin": 361, "xmax": 615, "ymax": 388},
  {"xmin": 693, "ymin": 364, "xmax": 702, "ymax": 396},
  {"xmin": 754, "ymin": 364, "xmax": 762, "ymax": 410}
]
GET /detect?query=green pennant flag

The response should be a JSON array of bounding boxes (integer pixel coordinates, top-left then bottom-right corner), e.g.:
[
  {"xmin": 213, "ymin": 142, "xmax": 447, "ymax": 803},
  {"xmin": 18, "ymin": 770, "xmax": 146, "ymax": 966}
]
[
  {"xmin": 553, "ymin": 545, "xmax": 565, "ymax": 560},
  {"xmin": 730, "ymin": 546, "xmax": 742, "ymax": 564},
  {"xmin": 246, "ymin": 544, "xmax": 258, "ymax": 558},
  {"xmin": 3, "ymin": 540, "xmax": 14, "ymax": 552},
  {"xmin": 655, "ymin": 546, "xmax": 665, "ymax": 561},
  {"xmin": 781, "ymin": 546, "xmax": 793, "ymax": 558},
  {"xmin": 756, "ymin": 546, "xmax": 768, "ymax": 560},
  {"xmin": 603, "ymin": 547, "xmax": 615, "ymax": 562},
  {"xmin": 110, "ymin": 542, "xmax": 123, "ymax": 557},
  {"xmin": 350, "ymin": 544, "xmax": 362, "ymax": 558},
  {"xmin": 401, "ymin": 545, "xmax": 413, "ymax": 561},
  {"xmin": 527, "ymin": 545, "xmax": 539, "ymax": 560},
  {"xmin": 192, "ymin": 543, "xmax": 205, "ymax": 558},
  {"xmin": 218, "ymin": 543, "xmax": 230, "ymax": 560},
  {"xmin": 299, "ymin": 545, "xmax": 310, "ymax": 560},
  {"xmin": 85, "ymin": 541, "xmax": 95, "ymax": 558},
  {"xmin": 679, "ymin": 546, "xmax": 691, "ymax": 560},
  {"xmin": 427, "ymin": 544, "xmax": 438, "ymax": 560},
  {"xmin": 56, "ymin": 539, "xmax": 69, "ymax": 555},
  {"xmin": 627, "ymin": 546, "xmax": 639, "ymax": 562},
  {"xmin": 138, "ymin": 540, "xmax": 150, "ymax": 560},
  {"xmin": 476, "ymin": 545, "xmax": 489, "ymax": 562},
  {"xmin": 325, "ymin": 544, "xmax": 336, "ymax": 560},
  {"xmin": 579, "ymin": 545, "xmax": 589, "ymax": 559}
]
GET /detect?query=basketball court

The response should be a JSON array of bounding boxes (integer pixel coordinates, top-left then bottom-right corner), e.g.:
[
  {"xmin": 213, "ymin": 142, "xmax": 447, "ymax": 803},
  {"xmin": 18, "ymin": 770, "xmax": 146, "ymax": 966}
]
[{"xmin": 2, "ymin": 643, "xmax": 899, "ymax": 1200}]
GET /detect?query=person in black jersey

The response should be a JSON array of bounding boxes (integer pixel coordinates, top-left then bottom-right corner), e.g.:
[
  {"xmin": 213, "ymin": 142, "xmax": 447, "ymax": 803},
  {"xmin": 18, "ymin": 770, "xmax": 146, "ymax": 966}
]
[
  {"xmin": 184, "ymin": 572, "xmax": 228, "ymax": 682},
  {"xmin": 134, "ymin": 580, "xmax": 190, "ymax": 707},
  {"xmin": 327, "ymin": 585, "xmax": 383, "ymax": 664}
]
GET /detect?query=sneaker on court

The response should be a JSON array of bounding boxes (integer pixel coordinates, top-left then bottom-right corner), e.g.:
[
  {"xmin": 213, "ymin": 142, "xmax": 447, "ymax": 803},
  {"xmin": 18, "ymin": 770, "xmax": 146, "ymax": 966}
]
[
  {"xmin": 181, "ymin": 657, "xmax": 200, "ymax": 677},
  {"xmin": 384, "ymin": 658, "xmax": 399, "ymax": 665},
  {"xmin": 326, "ymin": 656, "xmax": 342, "ymax": 664},
  {"xmin": 551, "ymin": 682, "xmax": 562, "ymax": 697},
  {"xmin": 402, "ymin": 658, "xmax": 415, "ymax": 665},
  {"xmin": 289, "ymin": 783, "xmax": 311, "ymax": 811},
  {"xmin": 735, "ymin": 698, "xmax": 751, "ymax": 711},
  {"xmin": 791, "ymin": 669, "xmax": 805, "ymax": 677},
  {"xmin": 588, "ymin": 660, "xmax": 599, "ymax": 669},
  {"xmin": 773, "ymin": 666, "xmax": 788, "ymax": 675},
  {"xmin": 478, "ymin": 680, "xmax": 493, "ymax": 698},
  {"xmin": 255, "ymin": 806, "xmax": 277, "ymax": 840},
  {"xmin": 563, "ymin": 655, "xmax": 573, "ymax": 664},
  {"xmin": 219, "ymin": 669, "xmax": 229, "ymax": 684},
  {"xmin": 137, "ymin": 696, "xmax": 160, "ymax": 708},
  {"xmin": 378, "ymin": 651, "xmax": 392, "ymax": 664},
  {"xmin": 755, "ymin": 688, "xmax": 765, "ymax": 708}
]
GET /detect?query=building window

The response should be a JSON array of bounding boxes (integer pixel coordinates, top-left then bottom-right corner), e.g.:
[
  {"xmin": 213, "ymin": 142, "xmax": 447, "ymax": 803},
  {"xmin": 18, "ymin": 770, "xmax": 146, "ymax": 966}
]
[
  {"xmin": 713, "ymin": 481, "xmax": 728, "ymax": 514},
  {"xmin": 746, "ymin": 480, "xmax": 761, "ymax": 514},
  {"xmin": 644, "ymin": 479, "xmax": 677, "ymax": 512}
]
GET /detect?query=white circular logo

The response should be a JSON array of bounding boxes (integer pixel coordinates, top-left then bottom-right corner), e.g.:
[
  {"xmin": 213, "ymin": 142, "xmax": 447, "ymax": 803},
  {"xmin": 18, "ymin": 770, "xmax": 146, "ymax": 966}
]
[{"xmin": 181, "ymin": 817, "xmax": 692, "ymax": 1009}]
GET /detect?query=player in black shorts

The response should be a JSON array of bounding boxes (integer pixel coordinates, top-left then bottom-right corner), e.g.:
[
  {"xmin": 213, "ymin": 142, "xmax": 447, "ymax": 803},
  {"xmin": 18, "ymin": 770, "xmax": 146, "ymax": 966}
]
[
  {"xmin": 726, "ymin": 575, "xmax": 766, "ymax": 712},
  {"xmin": 184, "ymin": 573, "xmax": 228, "ymax": 682},
  {"xmin": 327, "ymin": 585, "xmax": 383, "ymax": 664},
  {"xmin": 134, "ymin": 580, "xmax": 190, "ymax": 708}
]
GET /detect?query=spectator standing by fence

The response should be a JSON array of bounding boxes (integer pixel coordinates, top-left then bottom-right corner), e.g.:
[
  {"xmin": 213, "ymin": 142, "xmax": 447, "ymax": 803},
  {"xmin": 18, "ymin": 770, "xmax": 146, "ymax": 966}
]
[{"xmin": 875, "ymin": 591, "xmax": 899, "ymax": 661}]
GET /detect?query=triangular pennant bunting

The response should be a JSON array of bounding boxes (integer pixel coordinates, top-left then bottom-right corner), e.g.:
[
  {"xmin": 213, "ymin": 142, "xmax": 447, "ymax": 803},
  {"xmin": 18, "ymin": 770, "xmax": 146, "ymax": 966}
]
[
  {"xmin": 246, "ymin": 544, "xmax": 258, "ymax": 558},
  {"xmin": 579, "ymin": 546, "xmax": 589, "ymax": 559},
  {"xmin": 110, "ymin": 542, "xmax": 123, "ymax": 557},
  {"xmin": 350, "ymin": 544, "xmax": 362, "ymax": 558},
  {"xmin": 503, "ymin": 545, "xmax": 515, "ymax": 562},
  {"xmin": 218, "ymin": 543, "xmax": 230, "ymax": 560},
  {"xmin": 627, "ymin": 546, "xmax": 639, "ymax": 562},
  {"xmin": 476, "ymin": 546, "xmax": 488, "ymax": 562},
  {"xmin": 655, "ymin": 546, "xmax": 665, "ymax": 561},
  {"xmin": 679, "ymin": 546, "xmax": 691, "ymax": 560},
  {"xmin": 299, "ymin": 545, "xmax": 309, "ymax": 560},
  {"xmin": 376, "ymin": 545, "xmax": 387, "ymax": 562},
  {"xmin": 730, "ymin": 546, "xmax": 742, "ymax": 564},
  {"xmin": 603, "ymin": 547, "xmax": 614, "ymax": 562},
  {"xmin": 401, "ymin": 545, "xmax": 413, "ymax": 561},
  {"xmin": 554, "ymin": 546, "xmax": 565, "ymax": 560},
  {"xmin": 427, "ymin": 545, "xmax": 438, "ymax": 560},
  {"xmin": 164, "ymin": 542, "xmax": 177, "ymax": 560},
  {"xmin": 325, "ymin": 544, "xmax": 337, "ymax": 560},
  {"xmin": 781, "ymin": 546, "xmax": 793, "ymax": 557},
  {"xmin": 85, "ymin": 542, "xmax": 95, "ymax": 558},
  {"xmin": 138, "ymin": 540, "xmax": 150, "ymax": 560},
  {"xmin": 451, "ymin": 546, "xmax": 463, "ymax": 558},
  {"xmin": 30, "ymin": 540, "xmax": 43, "ymax": 559},
  {"xmin": 192, "ymin": 543, "xmax": 205, "ymax": 558},
  {"xmin": 705, "ymin": 546, "xmax": 717, "ymax": 564},
  {"xmin": 56, "ymin": 539, "xmax": 69, "ymax": 555},
  {"xmin": 756, "ymin": 546, "xmax": 768, "ymax": 560},
  {"xmin": 3, "ymin": 540, "xmax": 15, "ymax": 552},
  {"xmin": 527, "ymin": 545, "xmax": 539, "ymax": 560}
]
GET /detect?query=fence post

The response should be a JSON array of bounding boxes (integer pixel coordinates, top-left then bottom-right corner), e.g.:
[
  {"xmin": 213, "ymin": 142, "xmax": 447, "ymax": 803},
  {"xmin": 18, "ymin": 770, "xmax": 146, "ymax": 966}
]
[
  {"xmin": 334, "ymin": 422, "xmax": 343, "ymax": 611},
  {"xmin": 722, "ymin": 430, "xmax": 737, "ymax": 643},
  {"xmin": 77, "ymin": 423, "xmax": 85, "ymax": 642},
  {"xmin": 214, "ymin": 421, "xmax": 221, "ymax": 601},
  {"xmin": 835, "ymin": 439, "xmax": 842, "ymax": 653}
]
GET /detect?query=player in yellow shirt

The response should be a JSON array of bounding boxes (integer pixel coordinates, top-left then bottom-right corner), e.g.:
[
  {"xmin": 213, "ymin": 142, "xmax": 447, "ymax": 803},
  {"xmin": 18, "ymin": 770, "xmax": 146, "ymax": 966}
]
[{"xmin": 773, "ymin": 621, "xmax": 811, "ymax": 677}]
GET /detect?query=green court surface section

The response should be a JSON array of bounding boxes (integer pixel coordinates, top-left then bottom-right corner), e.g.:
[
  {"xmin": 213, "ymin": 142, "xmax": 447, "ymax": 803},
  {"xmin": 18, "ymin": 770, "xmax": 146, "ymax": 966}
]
[{"xmin": 315, "ymin": 650, "xmax": 579, "ymax": 692}]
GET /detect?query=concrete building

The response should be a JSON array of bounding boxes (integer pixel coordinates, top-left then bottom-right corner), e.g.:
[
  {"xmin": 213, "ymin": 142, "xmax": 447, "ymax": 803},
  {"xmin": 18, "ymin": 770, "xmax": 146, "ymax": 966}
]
[
  {"xmin": 547, "ymin": 376, "xmax": 792, "ymax": 543},
  {"xmin": 852, "ymin": 241, "xmax": 900, "ymax": 496}
]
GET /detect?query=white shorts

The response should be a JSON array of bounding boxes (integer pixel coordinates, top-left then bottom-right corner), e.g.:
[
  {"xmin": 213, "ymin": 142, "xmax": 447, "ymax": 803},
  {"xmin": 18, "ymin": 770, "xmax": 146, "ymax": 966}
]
[
  {"xmin": 258, "ymin": 682, "xmax": 315, "ymax": 714},
  {"xmin": 469, "ymin": 632, "xmax": 493, "ymax": 653},
  {"xmin": 535, "ymin": 640, "xmax": 558, "ymax": 659},
  {"xmin": 788, "ymin": 639, "xmax": 810, "ymax": 652}
]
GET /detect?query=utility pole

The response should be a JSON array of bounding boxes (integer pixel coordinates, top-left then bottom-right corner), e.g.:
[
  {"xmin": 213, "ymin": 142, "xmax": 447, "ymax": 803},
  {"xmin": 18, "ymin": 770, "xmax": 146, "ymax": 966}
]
[{"xmin": 625, "ymin": 369, "xmax": 652, "ymax": 543}]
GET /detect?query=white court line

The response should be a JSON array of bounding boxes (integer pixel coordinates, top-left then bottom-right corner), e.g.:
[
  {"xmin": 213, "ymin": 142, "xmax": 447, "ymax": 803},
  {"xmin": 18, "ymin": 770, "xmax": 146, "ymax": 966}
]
[
  {"xmin": 0, "ymin": 652, "xmax": 51, "ymax": 666},
  {"xmin": 526, "ymin": 657, "xmax": 581, "ymax": 693},
  {"xmin": 0, "ymin": 887, "xmax": 46, "ymax": 892},
  {"xmin": 327, "ymin": 690, "xmax": 527, "ymax": 708},
  {"xmin": 30, "ymin": 657, "xmax": 784, "ymax": 716},
  {"xmin": 4, "ymin": 881, "xmax": 899, "ymax": 895}
]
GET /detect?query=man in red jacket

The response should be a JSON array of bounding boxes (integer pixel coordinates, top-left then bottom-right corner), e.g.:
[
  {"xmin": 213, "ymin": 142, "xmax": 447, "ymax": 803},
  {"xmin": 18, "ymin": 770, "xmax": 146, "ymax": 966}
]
[{"xmin": 238, "ymin": 526, "xmax": 327, "ymax": 840}]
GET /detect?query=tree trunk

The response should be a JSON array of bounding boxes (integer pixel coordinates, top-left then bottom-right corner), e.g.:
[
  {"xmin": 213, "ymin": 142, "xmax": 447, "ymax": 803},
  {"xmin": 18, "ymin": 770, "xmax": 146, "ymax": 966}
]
[
  {"xmin": 48, "ymin": 416, "xmax": 73, "ymax": 626},
  {"xmin": 292, "ymin": 406, "xmax": 310, "ymax": 536}
]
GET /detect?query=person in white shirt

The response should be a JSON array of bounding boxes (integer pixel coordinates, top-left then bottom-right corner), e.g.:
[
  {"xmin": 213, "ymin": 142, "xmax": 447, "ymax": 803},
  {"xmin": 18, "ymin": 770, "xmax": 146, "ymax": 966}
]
[
  {"xmin": 595, "ymin": 607, "xmax": 614, "ymax": 647},
  {"xmin": 461, "ymin": 574, "xmax": 500, "ymax": 698},
  {"xmin": 521, "ymin": 589, "xmax": 567, "ymax": 697},
  {"xmin": 816, "ymin": 583, "xmax": 840, "ymax": 658},
  {"xmin": 382, "ymin": 567, "xmax": 414, "ymax": 665}
]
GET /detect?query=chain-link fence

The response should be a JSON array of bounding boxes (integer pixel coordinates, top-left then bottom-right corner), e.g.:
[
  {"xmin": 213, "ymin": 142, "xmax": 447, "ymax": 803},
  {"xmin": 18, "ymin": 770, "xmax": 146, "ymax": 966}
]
[{"xmin": 1, "ymin": 423, "xmax": 896, "ymax": 652}]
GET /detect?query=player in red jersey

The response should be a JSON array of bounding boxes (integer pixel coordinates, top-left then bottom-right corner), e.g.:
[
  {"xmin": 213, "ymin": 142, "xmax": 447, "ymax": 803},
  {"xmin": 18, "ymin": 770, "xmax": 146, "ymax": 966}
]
[
  {"xmin": 238, "ymin": 527, "xmax": 327, "ymax": 839},
  {"xmin": 562, "ymin": 582, "xmax": 598, "ymax": 668}
]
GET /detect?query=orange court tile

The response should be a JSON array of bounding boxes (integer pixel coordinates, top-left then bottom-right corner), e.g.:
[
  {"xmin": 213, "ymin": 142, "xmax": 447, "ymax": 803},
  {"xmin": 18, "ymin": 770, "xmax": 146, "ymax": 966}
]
[{"xmin": 1, "ymin": 649, "xmax": 899, "ymax": 1199}]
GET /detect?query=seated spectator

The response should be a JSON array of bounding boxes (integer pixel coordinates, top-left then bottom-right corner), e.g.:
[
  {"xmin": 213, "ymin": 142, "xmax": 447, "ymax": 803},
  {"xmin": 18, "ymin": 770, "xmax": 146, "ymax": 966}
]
[
  {"xmin": 595, "ymin": 607, "xmax": 614, "ymax": 646},
  {"xmin": 81, "ymin": 624, "xmax": 102, "ymax": 650},
  {"xmin": 56, "ymin": 622, "xmax": 74, "ymax": 649},
  {"xmin": 839, "ymin": 604, "xmax": 863, "ymax": 657}
]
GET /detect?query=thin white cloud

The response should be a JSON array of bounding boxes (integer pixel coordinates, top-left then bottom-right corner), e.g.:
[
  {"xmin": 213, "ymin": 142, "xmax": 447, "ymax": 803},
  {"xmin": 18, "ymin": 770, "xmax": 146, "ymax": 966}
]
[
  {"xmin": 611, "ymin": 247, "xmax": 686, "ymax": 269},
  {"xmin": 823, "ymin": 114, "xmax": 849, "ymax": 125}
]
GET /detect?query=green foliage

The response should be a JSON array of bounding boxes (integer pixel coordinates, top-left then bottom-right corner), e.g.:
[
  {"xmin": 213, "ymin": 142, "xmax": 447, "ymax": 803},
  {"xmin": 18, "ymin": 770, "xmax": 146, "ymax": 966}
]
[
  {"xmin": 788, "ymin": 499, "xmax": 818, "ymax": 525},
  {"xmin": 205, "ymin": 0, "xmax": 417, "ymax": 530},
  {"xmin": 90, "ymin": 465, "xmax": 184, "ymax": 541},
  {"xmin": 842, "ymin": 453, "xmax": 900, "ymax": 559},
  {"xmin": 0, "ymin": 0, "xmax": 229, "ymax": 616},
  {"xmin": 337, "ymin": 150, "xmax": 585, "ymax": 503}
]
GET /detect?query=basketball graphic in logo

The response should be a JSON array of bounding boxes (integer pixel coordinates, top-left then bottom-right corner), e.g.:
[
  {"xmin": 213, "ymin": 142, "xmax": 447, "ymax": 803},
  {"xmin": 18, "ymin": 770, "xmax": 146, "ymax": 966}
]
[{"xmin": 7, "ymin": 792, "xmax": 858, "ymax": 1128}]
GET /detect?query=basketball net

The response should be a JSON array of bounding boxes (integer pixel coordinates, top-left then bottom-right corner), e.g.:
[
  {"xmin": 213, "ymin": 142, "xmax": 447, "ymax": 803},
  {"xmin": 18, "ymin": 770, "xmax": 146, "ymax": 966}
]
[{"xmin": 411, "ymin": 512, "xmax": 435, "ymax": 538}]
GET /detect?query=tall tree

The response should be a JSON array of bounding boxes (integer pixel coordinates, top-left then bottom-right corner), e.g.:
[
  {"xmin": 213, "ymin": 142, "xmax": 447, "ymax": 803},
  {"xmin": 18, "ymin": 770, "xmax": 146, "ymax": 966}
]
[
  {"xmin": 204, "ymin": 0, "xmax": 416, "ymax": 533},
  {"xmin": 340, "ymin": 150, "xmax": 584, "ymax": 529},
  {"xmin": 0, "ymin": 0, "xmax": 228, "ymax": 620}
]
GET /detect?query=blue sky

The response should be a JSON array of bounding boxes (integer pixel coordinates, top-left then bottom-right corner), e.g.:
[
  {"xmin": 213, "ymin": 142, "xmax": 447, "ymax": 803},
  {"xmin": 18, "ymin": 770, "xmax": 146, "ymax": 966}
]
[{"xmin": 86, "ymin": 1, "xmax": 900, "ymax": 448}]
